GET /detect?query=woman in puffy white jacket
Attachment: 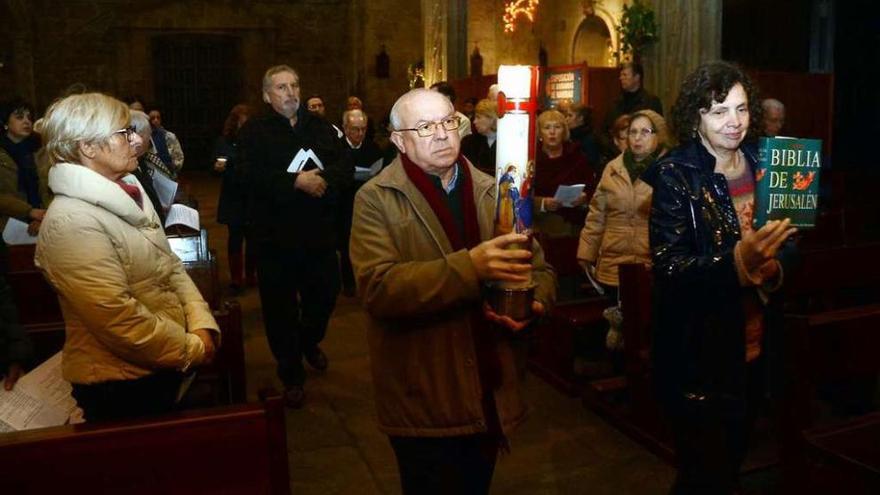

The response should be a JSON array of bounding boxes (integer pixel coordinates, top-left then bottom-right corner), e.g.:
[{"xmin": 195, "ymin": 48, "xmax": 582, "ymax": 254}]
[
  {"xmin": 35, "ymin": 93, "xmax": 219, "ymax": 422},
  {"xmin": 577, "ymin": 110, "xmax": 672, "ymax": 302}
]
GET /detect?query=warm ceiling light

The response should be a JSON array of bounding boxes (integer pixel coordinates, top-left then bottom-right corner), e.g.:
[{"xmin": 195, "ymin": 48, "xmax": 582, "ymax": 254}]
[{"xmin": 503, "ymin": 0, "xmax": 540, "ymax": 33}]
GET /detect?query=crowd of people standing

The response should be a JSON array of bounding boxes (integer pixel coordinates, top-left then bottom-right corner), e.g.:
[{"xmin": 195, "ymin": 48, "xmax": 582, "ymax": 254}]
[{"xmin": 0, "ymin": 56, "xmax": 798, "ymax": 495}]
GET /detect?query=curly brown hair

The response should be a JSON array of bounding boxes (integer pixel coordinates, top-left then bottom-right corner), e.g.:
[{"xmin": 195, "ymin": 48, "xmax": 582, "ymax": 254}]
[{"xmin": 670, "ymin": 61, "xmax": 763, "ymax": 144}]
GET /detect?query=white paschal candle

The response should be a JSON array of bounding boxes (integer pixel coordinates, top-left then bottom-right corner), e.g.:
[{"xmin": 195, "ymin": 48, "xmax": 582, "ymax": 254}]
[
  {"xmin": 494, "ymin": 65, "xmax": 538, "ymax": 290},
  {"xmin": 494, "ymin": 65, "xmax": 536, "ymax": 237}
]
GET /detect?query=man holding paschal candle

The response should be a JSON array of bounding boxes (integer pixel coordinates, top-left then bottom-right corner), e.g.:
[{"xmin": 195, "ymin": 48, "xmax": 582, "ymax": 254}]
[{"xmin": 350, "ymin": 85, "xmax": 555, "ymax": 495}]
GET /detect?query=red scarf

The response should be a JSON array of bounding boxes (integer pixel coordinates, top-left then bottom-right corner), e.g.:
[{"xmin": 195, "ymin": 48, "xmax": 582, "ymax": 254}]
[
  {"xmin": 401, "ymin": 153, "xmax": 507, "ymax": 446},
  {"xmin": 400, "ymin": 152, "xmax": 481, "ymax": 250},
  {"xmin": 115, "ymin": 179, "xmax": 143, "ymax": 210}
]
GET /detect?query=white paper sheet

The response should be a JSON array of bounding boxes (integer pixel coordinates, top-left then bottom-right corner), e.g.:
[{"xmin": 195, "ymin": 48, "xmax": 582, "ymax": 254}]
[
  {"xmin": 2, "ymin": 218, "xmax": 37, "ymax": 245},
  {"xmin": 583, "ymin": 264, "xmax": 605, "ymax": 296},
  {"xmin": 354, "ymin": 157, "xmax": 383, "ymax": 181},
  {"xmin": 150, "ymin": 168, "xmax": 178, "ymax": 209},
  {"xmin": 553, "ymin": 184, "xmax": 586, "ymax": 207},
  {"xmin": 0, "ymin": 352, "xmax": 78, "ymax": 430},
  {"xmin": 15, "ymin": 352, "xmax": 78, "ymax": 415},
  {"xmin": 287, "ymin": 148, "xmax": 324, "ymax": 173},
  {"xmin": 164, "ymin": 204, "xmax": 200, "ymax": 230}
]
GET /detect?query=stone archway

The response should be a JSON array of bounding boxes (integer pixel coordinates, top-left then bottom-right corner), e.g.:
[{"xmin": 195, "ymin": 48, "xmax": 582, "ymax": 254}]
[{"xmin": 570, "ymin": 8, "xmax": 619, "ymax": 67}]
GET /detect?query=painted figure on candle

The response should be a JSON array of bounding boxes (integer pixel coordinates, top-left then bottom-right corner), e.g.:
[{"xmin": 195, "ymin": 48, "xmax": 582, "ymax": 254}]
[
  {"xmin": 516, "ymin": 160, "xmax": 534, "ymax": 233},
  {"xmin": 496, "ymin": 164, "xmax": 519, "ymax": 234}
]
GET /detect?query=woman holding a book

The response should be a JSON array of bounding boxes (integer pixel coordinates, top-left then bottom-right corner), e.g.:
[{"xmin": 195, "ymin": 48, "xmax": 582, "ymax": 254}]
[
  {"xmin": 34, "ymin": 93, "xmax": 220, "ymax": 423},
  {"xmin": 532, "ymin": 109, "xmax": 597, "ymax": 238},
  {"xmin": 642, "ymin": 61, "xmax": 797, "ymax": 494}
]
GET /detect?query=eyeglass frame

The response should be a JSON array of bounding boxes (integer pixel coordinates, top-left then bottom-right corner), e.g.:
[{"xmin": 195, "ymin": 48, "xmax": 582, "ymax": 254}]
[
  {"xmin": 394, "ymin": 115, "xmax": 462, "ymax": 138},
  {"xmin": 627, "ymin": 127, "xmax": 657, "ymax": 138},
  {"xmin": 113, "ymin": 126, "xmax": 138, "ymax": 144}
]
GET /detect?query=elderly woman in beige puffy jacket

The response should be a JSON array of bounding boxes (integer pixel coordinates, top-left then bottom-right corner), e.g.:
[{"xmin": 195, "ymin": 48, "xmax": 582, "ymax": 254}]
[
  {"xmin": 577, "ymin": 110, "xmax": 671, "ymax": 301},
  {"xmin": 35, "ymin": 93, "xmax": 219, "ymax": 422}
]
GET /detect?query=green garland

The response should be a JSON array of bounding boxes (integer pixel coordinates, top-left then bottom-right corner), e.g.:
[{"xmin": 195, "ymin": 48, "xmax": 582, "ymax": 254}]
[{"xmin": 618, "ymin": 0, "xmax": 659, "ymax": 61}]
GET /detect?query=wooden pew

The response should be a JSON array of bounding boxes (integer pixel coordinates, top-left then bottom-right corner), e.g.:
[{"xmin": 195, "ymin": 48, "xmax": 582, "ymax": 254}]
[
  {"xmin": 802, "ymin": 411, "xmax": 880, "ymax": 495},
  {"xmin": 580, "ymin": 263, "xmax": 673, "ymax": 461},
  {"xmin": 0, "ymin": 392, "xmax": 290, "ymax": 495},
  {"xmin": 587, "ymin": 243, "xmax": 880, "ymax": 467},
  {"xmin": 5, "ymin": 230, "xmax": 247, "ymax": 405},
  {"xmin": 785, "ymin": 242, "xmax": 880, "ymax": 313},
  {"xmin": 6, "ymin": 300, "xmax": 245, "ymax": 406},
  {"xmin": 528, "ymin": 234, "xmax": 608, "ymax": 396},
  {"xmin": 780, "ymin": 303, "xmax": 880, "ymax": 494}
]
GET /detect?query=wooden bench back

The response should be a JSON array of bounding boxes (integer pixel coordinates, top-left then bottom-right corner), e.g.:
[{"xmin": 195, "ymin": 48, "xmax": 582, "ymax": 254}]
[
  {"xmin": 618, "ymin": 263, "xmax": 653, "ymax": 377},
  {"xmin": 786, "ymin": 243, "xmax": 880, "ymax": 312},
  {"xmin": 0, "ymin": 394, "xmax": 289, "ymax": 494},
  {"xmin": 781, "ymin": 304, "xmax": 880, "ymax": 492}
]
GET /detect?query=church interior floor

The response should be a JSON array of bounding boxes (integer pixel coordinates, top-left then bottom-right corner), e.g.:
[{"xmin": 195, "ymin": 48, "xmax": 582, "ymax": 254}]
[{"xmin": 187, "ymin": 171, "xmax": 676, "ymax": 494}]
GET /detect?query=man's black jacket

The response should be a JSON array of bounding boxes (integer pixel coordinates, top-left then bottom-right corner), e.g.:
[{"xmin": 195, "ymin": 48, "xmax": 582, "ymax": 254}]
[{"xmin": 238, "ymin": 106, "xmax": 353, "ymax": 250}]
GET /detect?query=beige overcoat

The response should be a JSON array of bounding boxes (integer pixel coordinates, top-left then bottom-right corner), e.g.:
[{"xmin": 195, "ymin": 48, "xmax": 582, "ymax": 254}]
[
  {"xmin": 577, "ymin": 154, "xmax": 653, "ymax": 286},
  {"xmin": 35, "ymin": 163, "xmax": 218, "ymax": 385},
  {"xmin": 351, "ymin": 157, "xmax": 556, "ymax": 437}
]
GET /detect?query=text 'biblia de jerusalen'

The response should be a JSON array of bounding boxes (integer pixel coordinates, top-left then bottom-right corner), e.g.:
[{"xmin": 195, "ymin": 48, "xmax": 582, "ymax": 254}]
[{"xmin": 764, "ymin": 147, "xmax": 820, "ymax": 214}]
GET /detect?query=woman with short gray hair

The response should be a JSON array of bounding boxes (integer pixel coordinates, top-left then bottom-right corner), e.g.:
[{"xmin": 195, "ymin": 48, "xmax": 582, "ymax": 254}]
[{"xmin": 36, "ymin": 93, "xmax": 219, "ymax": 422}]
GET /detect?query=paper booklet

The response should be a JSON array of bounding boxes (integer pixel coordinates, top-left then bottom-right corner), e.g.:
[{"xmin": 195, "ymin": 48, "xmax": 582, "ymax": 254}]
[
  {"xmin": 354, "ymin": 157, "xmax": 383, "ymax": 182},
  {"xmin": 2, "ymin": 218, "xmax": 37, "ymax": 245},
  {"xmin": 164, "ymin": 204, "xmax": 200, "ymax": 231},
  {"xmin": 583, "ymin": 264, "xmax": 605, "ymax": 296},
  {"xmin": 0, "ymin": 352, "xmax": 81, "ymax": 431},
  {"xmin": 150, "ymin": 168, "xmax": 179, "ymax": 209},
  {"xmin": 553, "ymin": 184, "xmax": 586, "ymax": 207},
  {"xmin": 287, "ymin": 148, "xmax": 324, "ymax": 173}
]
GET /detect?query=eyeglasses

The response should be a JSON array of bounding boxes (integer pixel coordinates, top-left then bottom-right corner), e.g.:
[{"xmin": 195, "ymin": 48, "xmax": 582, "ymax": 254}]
[
  {"xmin": 395, "ymin": 115, "xmax": 462, "ymax": 138},
  {"xmin": 628, "ymin": 128, "xmax": 656, "ymax": 138},
  {"xmin": 113, "ymin": 126, "xmax": 138, "ymax": 143}
]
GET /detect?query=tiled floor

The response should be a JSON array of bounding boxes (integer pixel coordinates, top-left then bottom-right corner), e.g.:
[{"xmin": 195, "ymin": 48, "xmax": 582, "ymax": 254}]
[{"xmin": 187, "ymin": 171, "xmax": 675, "ymax": 494}]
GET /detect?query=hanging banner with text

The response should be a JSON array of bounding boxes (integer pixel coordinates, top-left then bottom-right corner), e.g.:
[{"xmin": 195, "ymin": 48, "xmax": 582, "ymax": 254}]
[{"xmin": 540, "ymin": 63, "xmax": 587, "ymax": 110}]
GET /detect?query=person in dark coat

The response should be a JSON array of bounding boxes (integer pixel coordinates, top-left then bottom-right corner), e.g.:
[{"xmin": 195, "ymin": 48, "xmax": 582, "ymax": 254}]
[
  {"xmin": 459, "ymin": 99, "xmax": 497, "ymax": 176},
  {"xmin": 642, "ymin": 61, "xmax": 797, "ymax": 494},
  {"xmin": 1, "ymin": 98, "xmax": 42, "ymax": 215},
  {"xmin": 128, "ymin": 110, "xmax": 169, "ymax": 225},
  {"xmin": 214, "ymin": 104, "xmax": 255, "ymax": 292},
  {"xmin": 337, "ymin": 108, "xmax": 382, "ymax": 296},
  {"xmin": 238, "ymin": 65, "xmax": 352, "ymax": 408},
  {"xmin": 602, "ymin": 62, "xmax": 664, "ymax": 143}
]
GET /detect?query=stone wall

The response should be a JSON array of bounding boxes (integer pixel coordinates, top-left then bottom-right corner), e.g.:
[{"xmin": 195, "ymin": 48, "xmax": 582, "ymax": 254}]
[
  {"xmin": 466, "ymin": 0, "xmax": 625, "ymax": 73},
  {"xmin": 0, "ymin": 0, "xmax": 419, "ymax": 126},
  {"xmin": 357, "ymin": 0, "xmax": 422, "ymax": 124}
]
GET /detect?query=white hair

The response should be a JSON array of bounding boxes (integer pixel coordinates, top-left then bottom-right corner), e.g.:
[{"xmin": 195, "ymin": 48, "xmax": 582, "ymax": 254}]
[
  {"xmin": 343, "ymin": 109, "xmax": 366, "ymax": 126},
  {"xmin": 41, "ymin": 93, "xmax": 129, "ymax": 166},
  {"xmin": 762, "ymin": 98, "xmax": 785, "ymax": 112},
  {"xmin": 130, "ymin": 110, "xmax": 151, "ymax": 135}
]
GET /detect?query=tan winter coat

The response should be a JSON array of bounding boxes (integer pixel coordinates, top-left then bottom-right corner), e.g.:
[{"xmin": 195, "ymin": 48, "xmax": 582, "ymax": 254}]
[
  {"xmin": 351, "ymin": 158, "xmax": 556, "ymax": 437},
  {"xmin": 577, "ymin": 154, "xmax": 653, "ymax": 286},
  {"xmin": 35, "ymin": 163, "xmax": 219, "ymax": 385},
  {"xmin": 0, "ymin": 147, "xmax": 50, "ymax": 229}
]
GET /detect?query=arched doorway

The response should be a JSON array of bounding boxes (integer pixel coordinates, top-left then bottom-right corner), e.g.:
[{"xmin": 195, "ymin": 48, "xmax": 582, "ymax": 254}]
[
  {"xmin": 152, "ymin": 34, "xmax": 244, "ymax": 170},
  {"xmin": 571, "ymin": 15, "xmax": 614, "ymax": 67}
]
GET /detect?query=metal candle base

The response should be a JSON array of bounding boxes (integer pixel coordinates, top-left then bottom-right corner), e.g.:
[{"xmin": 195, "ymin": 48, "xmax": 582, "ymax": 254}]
[{"xmin": 485, "ymin": 284, "xmax": 536, "ymax": 321}]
